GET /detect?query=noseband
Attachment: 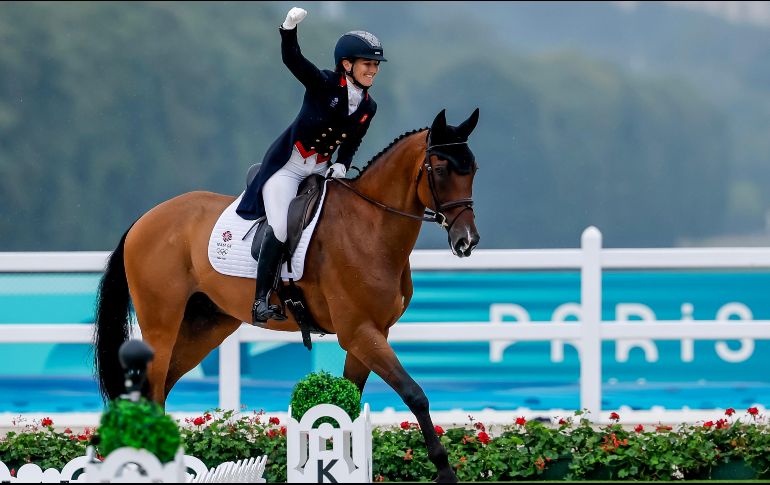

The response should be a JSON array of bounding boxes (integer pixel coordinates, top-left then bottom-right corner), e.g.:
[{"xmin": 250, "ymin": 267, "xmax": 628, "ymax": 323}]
[{"xmin": 333, "ymin": 133, "xmax": 475, "ymax": 231}]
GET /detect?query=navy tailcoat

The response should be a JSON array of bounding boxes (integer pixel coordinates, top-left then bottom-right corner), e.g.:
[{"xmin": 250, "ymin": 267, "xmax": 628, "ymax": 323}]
[{"xmin": 236, "ymin": 26, "xmax": 377, "ymax": 220}]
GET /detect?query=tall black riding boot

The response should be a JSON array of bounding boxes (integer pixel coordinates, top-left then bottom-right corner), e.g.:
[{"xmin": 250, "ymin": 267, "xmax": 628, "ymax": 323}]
[{"xmin": 251, "ymin": 225, "xmax": 287, "ymax": 324}]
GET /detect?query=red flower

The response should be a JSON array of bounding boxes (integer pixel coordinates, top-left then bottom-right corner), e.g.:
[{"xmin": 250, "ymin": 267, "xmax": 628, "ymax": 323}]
[
  {"xmin": 634, "ymin": 424, "xmax": 644, "ymax": 433},
  {"xmin": 535, "ymin": 456, "xmax": 546, "ymax": 471},
  {"xmin": 269, "ymin": 417, "xmax": 280, "ymax": 425},
  {"xmin": 204, "ymin": 412, "xmax": 213, "ymax": 421},
  {"xmin": 400, "ymin": 421, "xmax": 410, "ymax": 430},
  {"xmin": 64, "ymin": 427, "xmax": 72, "ymax": 434},
  {"xmin": 725, "ymin": 408, "xmax": 736, "ymax": 416},
  {"xmin": 558, "ymin": 418, "xmax": 568, "ymax": 425},
  {"xmin": 267, "ymin": 429, "xmax": 277, "ymax": 438},
  {"xmin": 434, "ymin": 425, "xmax": 444, "ymax": 436},
  {"xmin": 655, "ymin": 425, "xmax": 673, "ymax": 432},
  {"xmin": 703, "ymin": 421, "xmax": 714, "ymax": 428},
  {"xmin": 280, "ymin": 426, "xmax": 287, "ymax": 436},
  {"xmin": 10, "ymin": 469, "xmax": 15, "ymax": 477},
  {"xmin": 716, "ymin": 419, "xmax": 729, "ymax": 430},
  {"xmin": 515, "ymin": 417, "xmax": 526, "ymax": 426},
  {"xmin": 478, "ymin": 431, "xmax": 490, "ymax": 445},
  {"xmin": 474, "ymin": 422, "xmax": 486, "ymax": 432},
  {"xmin": 748, "ymin": 407, "xmax": 759, "ymax": 416},
  {"xmin": 41, "ymin": 417, "xmax": 53, "ymax": 426},
  {"xmin": 375, "ymin": 475, "xmax": 384, "ymax": 482},
  {"xmin": 609, "ymin": 412, "xmax": 620, "ymax": 421},
  {"xmin": 193, "ymin": 416, "xmax": 205, "ymax": 426}
]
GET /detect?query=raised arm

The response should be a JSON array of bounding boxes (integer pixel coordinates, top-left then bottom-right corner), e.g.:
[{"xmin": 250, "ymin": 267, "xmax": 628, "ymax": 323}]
[{"xmin": 279, "ymin": 8, "xmax": 325, "ymax": 89}]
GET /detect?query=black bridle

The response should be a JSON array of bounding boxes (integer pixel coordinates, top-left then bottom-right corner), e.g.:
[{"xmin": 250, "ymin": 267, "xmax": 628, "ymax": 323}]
[{"xmin": 332, "ymin": 132, "xmax": 475, "ymax": 231}]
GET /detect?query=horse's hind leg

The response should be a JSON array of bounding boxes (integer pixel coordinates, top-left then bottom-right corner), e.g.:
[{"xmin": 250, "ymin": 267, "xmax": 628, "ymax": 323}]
[
  {"xmin": 164, "ymin": 296, "xmax": 242, "ymax": 399},
  {"xmin": 340, "ymin": 325, "xmax": 457, "ymax": 483},
  {"xmin": 131, "ymin": 290, "xmax": 187, "ymax": 405}
]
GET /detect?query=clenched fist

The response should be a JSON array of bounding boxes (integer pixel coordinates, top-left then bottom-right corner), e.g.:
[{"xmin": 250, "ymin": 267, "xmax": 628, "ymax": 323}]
[{"xmin": 282, "ymin": 7, "xmax": 307, "ymax": 30}]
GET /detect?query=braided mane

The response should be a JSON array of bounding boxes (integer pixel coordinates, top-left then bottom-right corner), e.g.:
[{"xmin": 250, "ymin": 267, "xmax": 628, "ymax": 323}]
[{"xmin": 351, "ymin": 127, "xmax": 428, "ymax": 181}]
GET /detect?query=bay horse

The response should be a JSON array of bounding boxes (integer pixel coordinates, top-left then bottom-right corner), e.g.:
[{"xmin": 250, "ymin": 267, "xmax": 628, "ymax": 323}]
[{"xmin": 93, "ymin": 108, "xmax": 480, "ymax": 482}]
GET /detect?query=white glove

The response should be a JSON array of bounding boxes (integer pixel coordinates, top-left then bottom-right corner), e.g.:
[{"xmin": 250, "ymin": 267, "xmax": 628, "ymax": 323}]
[
  {"xmin": 282, "ymin": 7, "xmax": 307, "ymax": 30},
  {"xmin": 327, "ymin": 162, "xmax": 347, "ymax": 179}
]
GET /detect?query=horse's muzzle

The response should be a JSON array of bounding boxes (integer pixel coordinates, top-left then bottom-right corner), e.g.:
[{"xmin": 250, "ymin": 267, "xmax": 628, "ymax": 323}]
[{"xmin": 448, "ymin": 221, "xmax": 480, "ymax": 258}]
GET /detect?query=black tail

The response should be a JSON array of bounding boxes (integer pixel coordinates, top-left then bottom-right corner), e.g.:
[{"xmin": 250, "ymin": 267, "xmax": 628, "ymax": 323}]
[{"xmin": 93, "ymin": 228, "xmax": 132, "ymax": 402}]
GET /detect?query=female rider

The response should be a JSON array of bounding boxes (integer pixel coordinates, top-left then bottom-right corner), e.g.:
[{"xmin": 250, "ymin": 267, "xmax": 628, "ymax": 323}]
[{"xmin": 236, "ymin": 7, "xmax": 386, "ymax": 324}]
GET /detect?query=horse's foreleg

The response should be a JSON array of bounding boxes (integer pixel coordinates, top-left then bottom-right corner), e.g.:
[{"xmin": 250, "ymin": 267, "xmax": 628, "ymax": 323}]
[
  {"xmin": 343, "ymin": 352, "xmax": 372, "ymax": 396},
  {"xmin": 342, "ymin": 326, "xmax": 457, "ymax": 483}
]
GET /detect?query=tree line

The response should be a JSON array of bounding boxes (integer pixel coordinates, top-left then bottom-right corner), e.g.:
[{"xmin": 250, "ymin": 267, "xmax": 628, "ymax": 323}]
[{"xmin": 0, "ymin": 2, "xmax": 730, "ymax": 250}]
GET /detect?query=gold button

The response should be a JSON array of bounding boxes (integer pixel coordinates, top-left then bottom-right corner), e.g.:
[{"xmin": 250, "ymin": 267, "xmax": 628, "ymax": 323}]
[
  {"xmin": 341, "ymin": 133, "xmax": 347, "ymax": 138},
  {"xmin": 335, "ymin": 140, "xmax": 341, "ymax": 144},
  {"xmin": 310, "ymin": 146, "xmax": 315, "ymax": 150},
  {"xmin": 324, "ymin": 153, "xmax": 329, "ymax": 156},
  {"xmin": 329, "ymin": 145, "xmax": 334, "ymax": 149},
  {"xmin": 321, "ymin": 133, "xmax": 326, "ymax": 137},
  {"xmin": 328, "ymin": 128, "xmax": 333, "ymax": 131},
  {"xmin": 315, "ymin": 139, "xmax": 320, "ymax": 142}
]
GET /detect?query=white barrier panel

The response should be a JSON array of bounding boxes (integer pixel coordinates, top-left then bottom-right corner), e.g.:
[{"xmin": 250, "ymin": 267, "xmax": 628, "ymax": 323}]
[
  {"xmin": 3, "ymin": 226, "xmax": 770, "ymax": 420},
  {"xmin": 0, "ymin": 448, "xmax": 266, "ymax": 483},
  {"xmin": 287, "ymin": 403, "xmax": 372, "ymax": 483}
]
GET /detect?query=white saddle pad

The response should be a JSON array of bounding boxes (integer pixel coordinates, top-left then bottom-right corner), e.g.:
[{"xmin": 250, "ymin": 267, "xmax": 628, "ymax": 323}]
[{"xmin": 207, "ymin": 183, "xmax": 329, "ymax": 281}]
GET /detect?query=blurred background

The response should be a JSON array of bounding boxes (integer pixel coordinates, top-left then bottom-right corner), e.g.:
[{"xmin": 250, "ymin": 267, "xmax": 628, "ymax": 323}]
[
  {"xmin": 2, "ymin": 1, "xmax": 770, "ymax": 416},
  {"xmin": 3, "ymin": 1, "xmax": 770, "ymax": 251}
]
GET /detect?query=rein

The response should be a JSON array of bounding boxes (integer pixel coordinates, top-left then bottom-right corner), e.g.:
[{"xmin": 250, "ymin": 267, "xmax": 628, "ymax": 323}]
[
  {"xmin": 332, "ymin": 134, "xmax": 475, "ymax": 230},
  {"xmin": 333, "ymin": 179, "xmax": 438, "ymax": 222}
]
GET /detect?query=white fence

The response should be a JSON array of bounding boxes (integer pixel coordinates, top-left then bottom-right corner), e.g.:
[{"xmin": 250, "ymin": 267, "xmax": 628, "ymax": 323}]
[{"xmin": 2, "ymin": 226, "xmax": 770, "ymax": 423}]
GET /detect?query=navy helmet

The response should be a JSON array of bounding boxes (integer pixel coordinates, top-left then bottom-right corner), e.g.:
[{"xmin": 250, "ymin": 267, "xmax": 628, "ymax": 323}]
[{"xmin": 334, "ymin": 31, "xmax": 387, "ymax": 66}]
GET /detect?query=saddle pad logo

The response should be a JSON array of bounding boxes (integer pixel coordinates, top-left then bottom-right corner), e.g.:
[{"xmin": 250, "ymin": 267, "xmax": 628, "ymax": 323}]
[
  {"xmin": 359, "ymin": 114, "xmax": 369, "ymax": 124},
  {"xmin": 222, "ymin": 230, "xmax": 232, "ymax": 242},
  {"xmin": 330, "ymin": 97, "xmax": 339, "ymax": 108}
]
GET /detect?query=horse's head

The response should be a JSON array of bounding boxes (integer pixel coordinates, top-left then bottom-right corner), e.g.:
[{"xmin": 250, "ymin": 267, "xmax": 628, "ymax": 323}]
[{"xmin": 418, "ymin": 108, "xmax": 481, "ymax": 257}]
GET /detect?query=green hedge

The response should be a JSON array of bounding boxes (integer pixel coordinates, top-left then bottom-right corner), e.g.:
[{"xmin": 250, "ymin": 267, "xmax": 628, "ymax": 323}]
[{"xmin": 1, "ymin": 408, "xmax": 769, "ymax": 481}]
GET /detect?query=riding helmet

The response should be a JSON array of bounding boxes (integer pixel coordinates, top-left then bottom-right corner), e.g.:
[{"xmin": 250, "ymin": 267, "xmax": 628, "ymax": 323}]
[{"xmin": 334, "ymin": 31, "xmax": 387, "ymax": 66}]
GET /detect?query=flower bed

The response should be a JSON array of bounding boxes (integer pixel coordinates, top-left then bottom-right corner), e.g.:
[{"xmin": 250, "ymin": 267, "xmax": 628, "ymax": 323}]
[{"xmin": 1, "ymin": 408, "xmax": 768, "ymax": 481}]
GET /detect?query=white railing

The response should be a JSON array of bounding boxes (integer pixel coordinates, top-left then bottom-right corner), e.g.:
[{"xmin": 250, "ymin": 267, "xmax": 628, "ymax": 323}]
[{"xmin": 2, "ymin": 226, "xmax": 770, "ymax": 421}]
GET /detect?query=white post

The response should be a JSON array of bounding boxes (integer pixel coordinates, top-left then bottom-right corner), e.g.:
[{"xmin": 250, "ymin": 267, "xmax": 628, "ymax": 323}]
[
  {"xmin": 580, "ymin": 226, "xmax": 602, "ymax": 416},
  {"xmin": 219, "ymin": 329, "xmax": 241, "ymax": 410}
]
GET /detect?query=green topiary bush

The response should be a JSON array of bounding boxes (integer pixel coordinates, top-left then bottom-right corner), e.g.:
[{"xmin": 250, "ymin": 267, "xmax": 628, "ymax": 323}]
[
  {"xmin": 97, "ymin": 397, "xmax": 182, "ymax": 463},
  {"xmin": 289, "ymin": 371, "xmax": 361, "ymax": 425}
]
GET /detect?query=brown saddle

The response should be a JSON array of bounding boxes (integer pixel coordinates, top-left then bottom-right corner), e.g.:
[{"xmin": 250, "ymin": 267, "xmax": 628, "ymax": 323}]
[{"xmin": 285, "ymin": 173, "xmax": 325, "ymax": 262}]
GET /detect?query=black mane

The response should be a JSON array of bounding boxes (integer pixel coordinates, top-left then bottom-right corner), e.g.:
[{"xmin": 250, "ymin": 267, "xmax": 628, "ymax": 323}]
[{"xmin": 350, "ymin": 127, "xmax": 428, "ymax": 181}]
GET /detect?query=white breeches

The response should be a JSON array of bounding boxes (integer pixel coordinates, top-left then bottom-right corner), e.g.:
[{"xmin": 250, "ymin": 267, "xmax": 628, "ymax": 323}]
[{"xmin": 262, "ymin": 147, "xmax": 329, "ymax": 242}]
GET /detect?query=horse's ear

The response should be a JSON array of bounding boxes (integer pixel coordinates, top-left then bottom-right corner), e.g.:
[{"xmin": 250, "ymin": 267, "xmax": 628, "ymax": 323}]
[
  {"xmin": 457, "ymin": 108, "xmax": 480, "ymax": 138},
  {"xmin": 431, "ymin": 109, "xmax": 447, "ymax": 133}
]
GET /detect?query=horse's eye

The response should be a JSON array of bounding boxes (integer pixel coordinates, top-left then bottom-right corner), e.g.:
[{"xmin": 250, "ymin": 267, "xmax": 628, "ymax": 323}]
[{"xmin": 435, "ymin": 166, "xmax": 446, "ymax": 176}]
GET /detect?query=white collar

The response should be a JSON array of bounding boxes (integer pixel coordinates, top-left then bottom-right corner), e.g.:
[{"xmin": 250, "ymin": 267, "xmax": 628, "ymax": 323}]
[{"xmin": 346, "ymin": 77, "xmax": 364, "ymax": 115}]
